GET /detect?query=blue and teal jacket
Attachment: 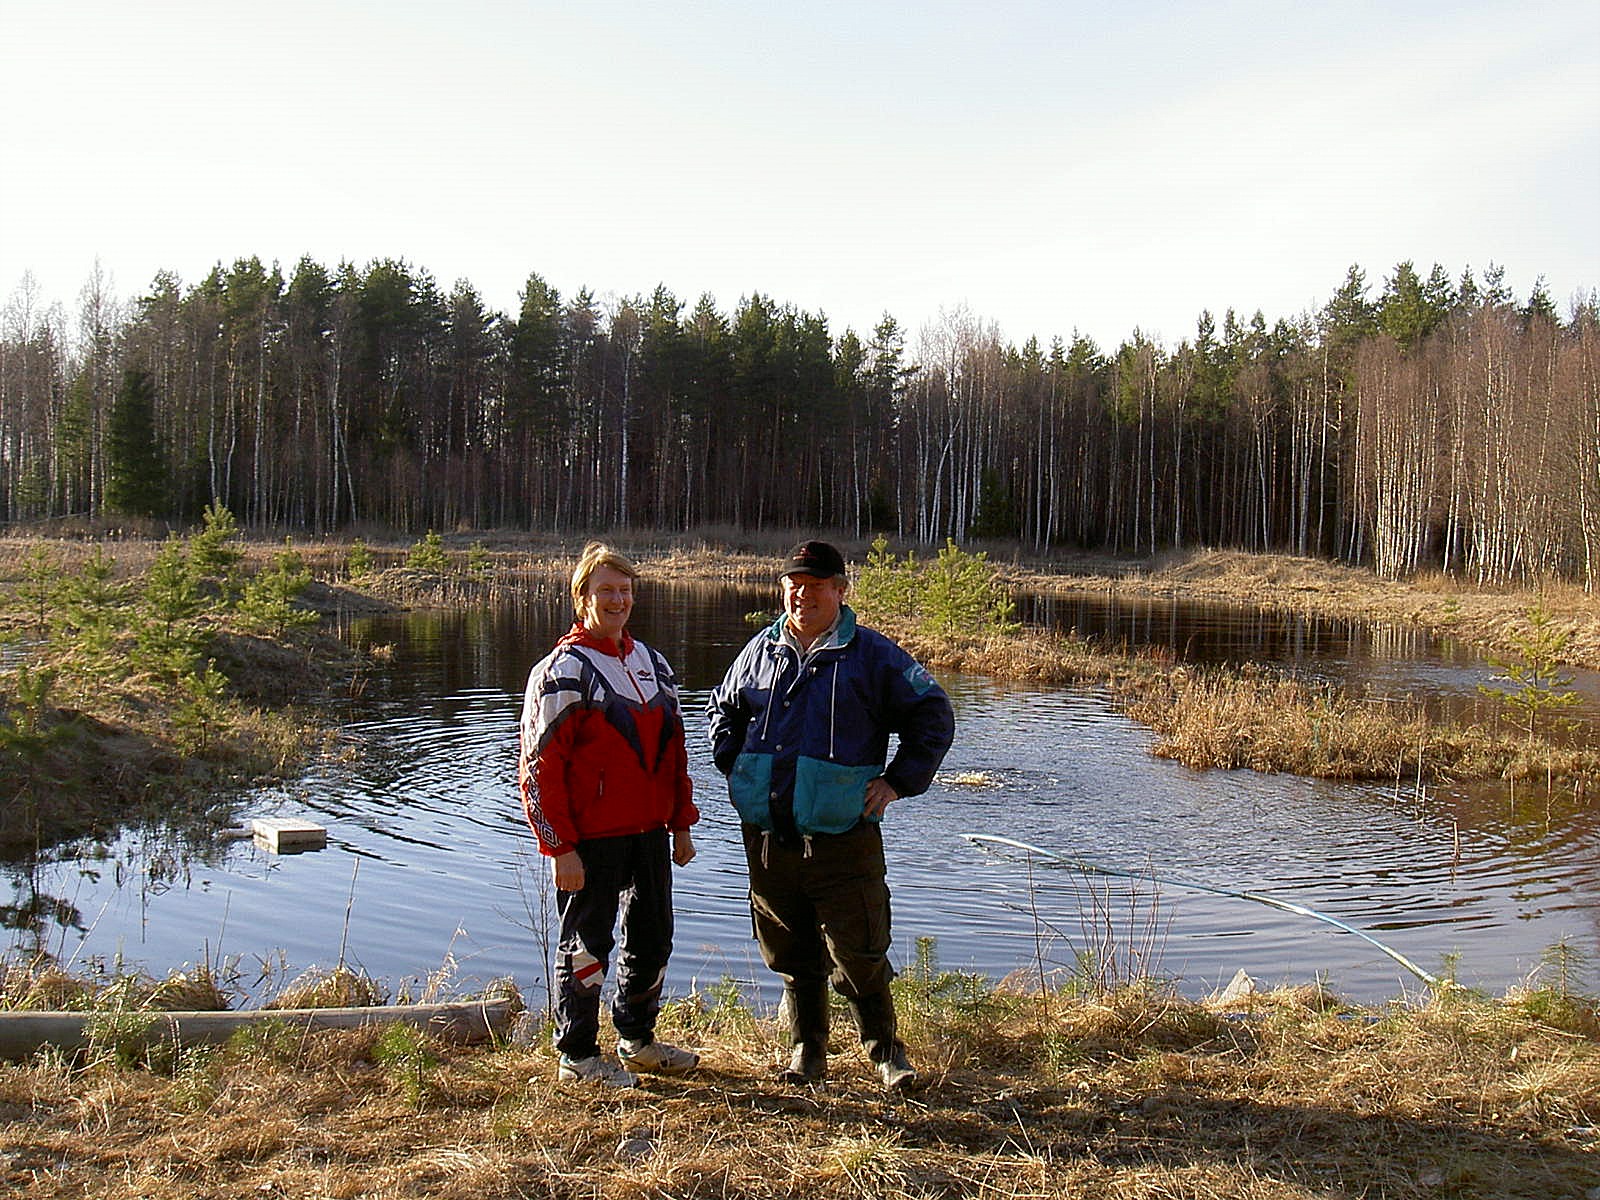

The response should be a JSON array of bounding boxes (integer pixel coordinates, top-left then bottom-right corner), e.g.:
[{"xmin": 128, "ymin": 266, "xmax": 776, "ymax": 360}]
[{"xmin": 707, "ymin": 606, "xmax": 955, "ymax": 844}]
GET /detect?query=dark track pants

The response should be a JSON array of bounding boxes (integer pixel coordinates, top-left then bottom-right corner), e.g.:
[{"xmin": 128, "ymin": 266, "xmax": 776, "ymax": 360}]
[{"xmin": 553, "ymin": 829, "xmax": 673, "ymax": 1060}]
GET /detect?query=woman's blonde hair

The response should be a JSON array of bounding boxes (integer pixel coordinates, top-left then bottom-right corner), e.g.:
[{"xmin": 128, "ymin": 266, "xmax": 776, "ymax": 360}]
[{"xmin": 570, "ymin": 541, "xmax": 639, "ymax": 609}]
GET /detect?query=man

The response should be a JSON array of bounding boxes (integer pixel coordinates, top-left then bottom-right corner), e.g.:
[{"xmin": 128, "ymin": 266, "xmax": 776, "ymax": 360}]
[{"xmin": 707, "ymin": 539, "xmax": 955, "ymax": 1090}]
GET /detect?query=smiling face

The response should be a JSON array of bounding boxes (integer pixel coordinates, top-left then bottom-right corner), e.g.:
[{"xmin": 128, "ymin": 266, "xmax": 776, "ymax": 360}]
[
  {"xmin": 782, "ymin": 572, "xmax": 846, "ymax": 645},
  {"xmin": 579, "ymin": 563, "xmax": 635, "ymax": 646}
]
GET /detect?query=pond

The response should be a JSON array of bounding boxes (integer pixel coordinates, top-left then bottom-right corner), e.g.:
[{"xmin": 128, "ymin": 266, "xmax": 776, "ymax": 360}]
[{"xmin": 6, "ymin": 580, "xmax": 1599, "ymax": 1010}]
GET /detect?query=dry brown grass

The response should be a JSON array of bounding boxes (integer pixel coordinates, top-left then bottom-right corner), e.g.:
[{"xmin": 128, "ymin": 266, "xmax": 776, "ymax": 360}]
[
  {"xmin": 1124, "ymin": 665, "xmax": 1600, "ymax": 782},
  {"xmin": 1, "ymin": 984, "xmax": 1593, "ymax": 1199},
  {"xmin": 267, "ymin": 967, "xmax": 388, "ymax": 1011},
  {"xmin": 0, "ymin": 959, "xmax": 231, "ymax": 1014},
  {"xmin": 886, "ymin": 622, "xmax": 1155, "ymax": 689},
  {"xmin": 883, "ymin": 620, "xmax": 1599, "ymax": 784}
]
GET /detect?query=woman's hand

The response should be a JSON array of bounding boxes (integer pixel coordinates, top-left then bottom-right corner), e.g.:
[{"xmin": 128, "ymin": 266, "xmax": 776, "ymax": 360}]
[
  {"xmin": 553, "ymin": 850, "xmax": 585, "ymax": 892},
  {"xmin": 672, "ymin": 829, "xmax": 696, "ymax": 867}
]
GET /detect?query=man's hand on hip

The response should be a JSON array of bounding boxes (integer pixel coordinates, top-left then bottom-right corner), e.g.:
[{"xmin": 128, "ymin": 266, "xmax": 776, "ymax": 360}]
[{"xmin": 863, "ymin": 777, "xmax": 899, "ymax": 819}]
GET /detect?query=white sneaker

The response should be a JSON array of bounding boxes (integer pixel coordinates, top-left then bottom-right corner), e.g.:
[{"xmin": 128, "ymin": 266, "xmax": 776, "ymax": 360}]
[
  {"xmin": 558, "ymin": 1054, "xmax": 639, "ymax": 1088},
  {"xmin": 618, "ymin": 1037, "xmax": 699, "ymax": 1076}
]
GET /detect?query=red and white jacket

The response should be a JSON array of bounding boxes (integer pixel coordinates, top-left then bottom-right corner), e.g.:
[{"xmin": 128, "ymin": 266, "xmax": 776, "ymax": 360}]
[{"xmin": 518, "ymin": 622, "xmax": 698, "ymax": 856}]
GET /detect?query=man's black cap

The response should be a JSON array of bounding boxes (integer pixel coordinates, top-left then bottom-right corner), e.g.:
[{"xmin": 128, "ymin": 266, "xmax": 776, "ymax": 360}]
[{"xmin": 779, "ymin": 540, "xmax": 847, "ymax": 580}]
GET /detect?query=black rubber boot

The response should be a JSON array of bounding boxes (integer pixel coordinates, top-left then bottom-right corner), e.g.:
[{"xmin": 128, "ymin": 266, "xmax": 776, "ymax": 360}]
[
  {"xmin": 779, "ymin": 984, "xmax": 829, "ymax": 1084},
  {"xmin": 849, "ymin": 990, "xmax": 917, "ymax": 1091},
  {"xmin": 782, "ymin": 1042, "xmax": 827, "ymax": 1084}
]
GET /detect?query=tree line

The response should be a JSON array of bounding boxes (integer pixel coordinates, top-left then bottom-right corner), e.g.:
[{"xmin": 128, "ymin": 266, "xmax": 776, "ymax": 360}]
[{"xmin": 1, "ymin": 256, "xmax": 1596, "ymax": 587}]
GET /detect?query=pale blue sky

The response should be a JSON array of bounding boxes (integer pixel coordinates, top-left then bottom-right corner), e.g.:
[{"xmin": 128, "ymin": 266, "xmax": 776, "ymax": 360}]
[{"xmin": 2, "ymin": 0, "xmax": 1596, "ymax": 349}]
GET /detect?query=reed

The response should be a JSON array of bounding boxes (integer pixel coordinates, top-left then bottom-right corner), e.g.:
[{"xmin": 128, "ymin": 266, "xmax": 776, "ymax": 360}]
[{"xmin": 266, "ymin": 965, "xmax": 387, "ymax": 1011}]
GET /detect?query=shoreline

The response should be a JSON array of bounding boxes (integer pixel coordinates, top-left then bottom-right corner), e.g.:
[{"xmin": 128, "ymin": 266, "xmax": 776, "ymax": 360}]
[
  {"xmin": 8, "ymin": 529, "xmax": 1594, "ymax": 667},
  {"xmin": 1005, "ymin": 547, "xmax": 1600, "ymax": 673}
]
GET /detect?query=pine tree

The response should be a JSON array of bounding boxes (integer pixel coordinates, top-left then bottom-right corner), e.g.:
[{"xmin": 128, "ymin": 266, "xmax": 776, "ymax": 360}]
[
  {"xmin": 1523, "ymin": 276, "xmax": 1558, "ymax": 325},
  {"xmin": 104, "ymin": 367, "xmax": 168, "ymax": 517},
  {"xmin": 1378, "ymin": 262, "xmax": 1449, "ymax": 351}
]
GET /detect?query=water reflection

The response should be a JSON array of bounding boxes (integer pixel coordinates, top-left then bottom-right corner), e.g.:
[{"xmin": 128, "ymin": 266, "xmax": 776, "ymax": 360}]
[
  {"xmin": 4, "ymin": 582, "xmax": 1597, "ymax": 1008},
  {"xmin": 1024, "ymin": 589, "xmax": 1600, "ymax": 727}
]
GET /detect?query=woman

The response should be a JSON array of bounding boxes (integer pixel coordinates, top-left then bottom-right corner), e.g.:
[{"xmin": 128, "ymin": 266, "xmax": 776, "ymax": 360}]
[{"xmin": 518, "ymin": 542, "xmax": 699, "ymax": 1087}]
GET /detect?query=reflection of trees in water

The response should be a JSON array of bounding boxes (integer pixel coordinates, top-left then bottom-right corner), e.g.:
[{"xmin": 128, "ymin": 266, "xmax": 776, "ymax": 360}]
[
  {"xmin": 1364, "ymin": 621, "xmax": 1435, "ymax": 664},
  {"xmin": 1019, "ymin": 593, "xmax": 1373, "ymax": 667},
  {"xmin": 1020, "ymin": 593, "xmax": 1464, "ymax": 673},
  {"xmin": 1, "ymin": 857, "xmax": 85, "ymax": 956},
  {"xmin": 1423, "ymin": 776, "xmax": 1600, "ymax": 859},
  {"xmin": 1, "ymin": 890, "xmax": 84, "ymax": 936},
  {"xmin": 125, "ymin": 837, "xmax": 202, "ymax": 895},
  {"xmin": 2, "ymin": 825, "xmax": 234, "ymax": 960},
  {"xmin": 345, "ymin": 580, "xmax": 774, "ymax": 696}
]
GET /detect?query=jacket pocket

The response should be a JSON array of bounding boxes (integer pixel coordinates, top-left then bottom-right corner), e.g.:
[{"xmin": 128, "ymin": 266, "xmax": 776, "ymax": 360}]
[
  {"xmin": 728, "ymin": 752, "xmax": 774, "ymax": 829},
  {"xmin": 793, "ymin": 757, "xmax": 883, "ymax": 835}
]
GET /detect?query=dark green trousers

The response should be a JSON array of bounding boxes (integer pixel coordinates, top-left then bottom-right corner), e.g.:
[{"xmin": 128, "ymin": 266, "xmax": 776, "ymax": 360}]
[{"xmin": 742, "ymin": 821, "xmax": 895, "ymax": 1000}]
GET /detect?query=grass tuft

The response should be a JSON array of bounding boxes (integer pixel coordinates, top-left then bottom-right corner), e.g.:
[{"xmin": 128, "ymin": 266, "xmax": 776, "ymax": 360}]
[
  {"xmin": 267, "ymin": 965, "xmax": 386, "ymax": 1010},
  {"xmin": 0, "ymin": 957, "xmax": 231, "ymax": 1014}
]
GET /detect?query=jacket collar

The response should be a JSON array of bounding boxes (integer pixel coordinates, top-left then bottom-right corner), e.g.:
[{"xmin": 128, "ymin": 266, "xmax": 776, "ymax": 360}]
[
  {"xmin": 559, "ymin": 620, "xmax": 634, "ymax": 659},
  {"xmin": 766, "ymin": 605, "xmax": 857, "ymax": 654}
]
